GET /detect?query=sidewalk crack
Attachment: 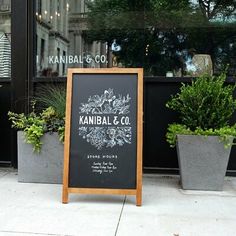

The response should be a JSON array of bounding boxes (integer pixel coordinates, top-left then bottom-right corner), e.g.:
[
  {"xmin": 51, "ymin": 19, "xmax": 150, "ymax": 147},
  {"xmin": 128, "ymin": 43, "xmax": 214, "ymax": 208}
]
[
  {"xmin": 114, "ymin": 196, "xmax": 126, "ymax": 236},
  {"xmin": 0, "ymin": 172, "xmax": 10, "ymax": 179}
]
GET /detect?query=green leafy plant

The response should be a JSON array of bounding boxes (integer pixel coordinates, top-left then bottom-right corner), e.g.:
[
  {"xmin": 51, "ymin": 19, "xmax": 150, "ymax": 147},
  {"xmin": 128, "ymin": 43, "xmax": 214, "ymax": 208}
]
[
  {"xmin": 36, "ymin": 85, "xmax": 66, "ymax": 119},
  {"xmin": 8, "ymin": 102, "xmax": 65, "ymax": 152},
  {"xmin": 166, "ymin": 70, "xmax": 236, "ymax": 147},
  {"xmin": 166, "ymin": 123, "xmax": 236, "ymax": 148}
]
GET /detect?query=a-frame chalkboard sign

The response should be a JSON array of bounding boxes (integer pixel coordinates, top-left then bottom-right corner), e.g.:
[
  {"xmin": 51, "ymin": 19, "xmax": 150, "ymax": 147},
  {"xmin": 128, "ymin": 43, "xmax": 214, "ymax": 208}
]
[{"xmin": 62, "ymin": 68, "xmax": 143, "ymax": 206}]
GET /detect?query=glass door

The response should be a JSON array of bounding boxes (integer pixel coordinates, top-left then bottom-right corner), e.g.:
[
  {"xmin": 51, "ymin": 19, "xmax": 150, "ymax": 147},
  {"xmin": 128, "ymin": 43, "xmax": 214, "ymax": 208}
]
[{"xmin": 0, "ymin": 0, "xmax": 11, "ymax": 165}]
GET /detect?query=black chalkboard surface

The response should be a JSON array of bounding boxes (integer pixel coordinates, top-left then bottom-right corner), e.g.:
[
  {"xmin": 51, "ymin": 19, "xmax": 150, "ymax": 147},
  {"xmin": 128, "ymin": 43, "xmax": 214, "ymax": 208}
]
[{"xmin": 62, "ymin": 68, "xmax": 143, "ymax": 206}]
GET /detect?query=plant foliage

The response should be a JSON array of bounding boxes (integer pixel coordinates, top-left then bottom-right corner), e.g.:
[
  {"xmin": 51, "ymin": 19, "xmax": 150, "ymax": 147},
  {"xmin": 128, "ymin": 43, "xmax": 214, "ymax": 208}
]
[
  {"xmin": 35, "ymin": 85, "xmax": 66, "ymax": 119},
  {"xmin": 166, "ymin": 70, "xmax": 236, "ymax": 147},
  {"xmin": 167, "ymin": 123, "xmax": 236, "ymax": 148},
  {"xmin": 166, "ymin": 71, "xmax": 236, "ymax": 130},
  {"xmin": 8, "ymin": 102, "xmax": 65, "ymax": 152}
]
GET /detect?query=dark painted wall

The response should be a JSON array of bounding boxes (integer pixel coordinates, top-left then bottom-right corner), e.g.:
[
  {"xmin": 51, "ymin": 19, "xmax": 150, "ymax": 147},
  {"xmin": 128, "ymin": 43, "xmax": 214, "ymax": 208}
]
[
  {"xmin": 144, "ymin": 79, "xmax": 180, "ymax": 171},
  {"xmin": 143, "ymin": 77, "xmax": 236, "ymax": 176}
]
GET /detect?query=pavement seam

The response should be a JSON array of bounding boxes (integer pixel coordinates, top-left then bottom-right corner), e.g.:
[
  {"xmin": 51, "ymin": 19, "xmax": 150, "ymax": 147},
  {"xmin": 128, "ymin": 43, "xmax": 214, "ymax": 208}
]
[
  {"xmin": 0, "ymin": 230, "xmax": 73, "ymax": 236},
  {"xmin": 114, "ymin": 195, "xmax": 126, "ymax": 236},
  {"xmin": 0, "ymin": 172, "xmax": 10, "ymax": 179}
]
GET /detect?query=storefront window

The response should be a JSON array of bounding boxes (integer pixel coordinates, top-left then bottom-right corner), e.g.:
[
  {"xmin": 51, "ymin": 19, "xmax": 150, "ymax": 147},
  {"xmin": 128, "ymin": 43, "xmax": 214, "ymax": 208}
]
[
  {"xmin": 0, "ymin": 0, "xmax": 11, "ymax": 78},
  {"xmin": 35, "ymin": 0, "xmax": 236, "ymax": 77}
]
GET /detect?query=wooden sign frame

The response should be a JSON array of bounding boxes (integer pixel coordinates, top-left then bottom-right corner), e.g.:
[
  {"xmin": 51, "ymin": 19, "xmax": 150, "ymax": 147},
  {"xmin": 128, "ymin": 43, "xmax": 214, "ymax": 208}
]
[{"xmin": 62, "ymin": 68, "xmax": 143, "ymax": 206}]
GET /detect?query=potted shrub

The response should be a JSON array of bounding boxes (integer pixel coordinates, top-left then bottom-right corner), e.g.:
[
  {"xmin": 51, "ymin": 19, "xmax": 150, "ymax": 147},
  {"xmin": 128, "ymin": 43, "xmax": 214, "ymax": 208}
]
[
  {"xmin": 8, "ymin": 86, "xmax": 65, "ymax": 184},
  {"xmin": 166, "ymin": 71, "xmax": 236, "ymax": 191}
]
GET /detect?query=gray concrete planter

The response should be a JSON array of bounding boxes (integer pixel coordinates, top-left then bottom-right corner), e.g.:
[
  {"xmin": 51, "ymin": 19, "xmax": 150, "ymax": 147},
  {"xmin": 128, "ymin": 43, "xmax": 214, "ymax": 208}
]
[
  {"xmin": 176, "ymin": 135, "xmax": 233, "ymax": 191},
  {"xmin": 17, "ymin": 131, "xmax": 63, "ymax": 184}
]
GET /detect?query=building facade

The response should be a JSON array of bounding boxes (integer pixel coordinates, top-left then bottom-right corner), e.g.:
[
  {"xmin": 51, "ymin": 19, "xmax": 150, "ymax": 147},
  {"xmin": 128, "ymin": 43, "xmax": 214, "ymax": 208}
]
[{"xmin": 0, "ymin": 0, "xmax": 236, "ymax": 174}]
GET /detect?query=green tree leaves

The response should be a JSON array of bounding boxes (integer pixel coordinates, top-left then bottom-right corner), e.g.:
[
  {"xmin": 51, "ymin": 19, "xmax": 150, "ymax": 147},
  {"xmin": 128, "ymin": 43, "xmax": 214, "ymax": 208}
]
[{"xmin": 85, "ymin": 0, "xmax": 236, "ymax": 75}]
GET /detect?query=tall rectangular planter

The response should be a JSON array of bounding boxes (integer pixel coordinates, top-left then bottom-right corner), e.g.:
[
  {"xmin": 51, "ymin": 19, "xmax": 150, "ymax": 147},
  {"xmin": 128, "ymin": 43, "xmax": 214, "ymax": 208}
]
[
  {"xmin": 176, "ymin": 135, "xmax": 232, "ymax": 191},
  {"xmin": 17, "ymin": 131, "xmax": 64, "ymax": 184}
]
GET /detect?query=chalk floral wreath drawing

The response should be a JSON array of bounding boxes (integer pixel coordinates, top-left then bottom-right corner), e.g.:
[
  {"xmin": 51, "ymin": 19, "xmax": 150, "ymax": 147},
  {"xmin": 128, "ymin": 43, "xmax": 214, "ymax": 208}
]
[{"xmin": 78, "ymin": 88, "xmax": 132, "ymax": 150}]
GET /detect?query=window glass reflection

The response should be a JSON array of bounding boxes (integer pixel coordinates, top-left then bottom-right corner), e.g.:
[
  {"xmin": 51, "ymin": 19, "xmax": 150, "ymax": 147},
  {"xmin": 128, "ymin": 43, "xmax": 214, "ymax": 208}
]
[
  {"xmin": 36, "ymin": 0, "xmax": 106, "ymax": 77},
  {"xmin": 0, "ymin": 0, "xmax": 11, "ymax": 78},
  {"xmin": 36, "ymin": 0, "xmax": 236, "ymax": 77}
]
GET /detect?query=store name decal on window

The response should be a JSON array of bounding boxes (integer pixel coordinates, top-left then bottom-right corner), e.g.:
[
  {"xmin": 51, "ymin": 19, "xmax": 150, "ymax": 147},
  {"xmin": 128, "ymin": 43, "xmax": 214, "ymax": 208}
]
[{"xmin": 37, "ymin": 54, "xmax": 107, "ymax": 65}]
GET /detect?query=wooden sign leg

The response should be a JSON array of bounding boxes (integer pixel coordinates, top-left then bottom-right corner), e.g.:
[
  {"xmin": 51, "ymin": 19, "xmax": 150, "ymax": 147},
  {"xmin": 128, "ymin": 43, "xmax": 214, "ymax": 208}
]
[
  {"xmin": 136, "ymin": 190, "xmax": 142, "ymax": 206},
  {"xmin": 62, "ymin": 187, "xmax": 69, "ymax": 204}
]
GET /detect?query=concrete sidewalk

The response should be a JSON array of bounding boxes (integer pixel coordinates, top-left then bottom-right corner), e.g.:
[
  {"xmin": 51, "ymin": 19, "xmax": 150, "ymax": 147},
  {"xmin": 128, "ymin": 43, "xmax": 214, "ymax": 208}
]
[{"xmin": 0, "ymin": 168, "xmax": 236, "ymax": 236}]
